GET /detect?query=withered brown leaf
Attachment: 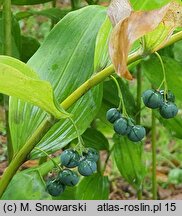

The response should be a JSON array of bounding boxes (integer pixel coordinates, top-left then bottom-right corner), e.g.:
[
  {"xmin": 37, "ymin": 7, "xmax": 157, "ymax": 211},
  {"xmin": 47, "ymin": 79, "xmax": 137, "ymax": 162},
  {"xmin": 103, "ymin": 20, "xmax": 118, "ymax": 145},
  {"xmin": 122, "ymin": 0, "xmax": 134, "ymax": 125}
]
[{"xmin": 108, "ymin": 0, "xmax": 182, "ymax": 80}]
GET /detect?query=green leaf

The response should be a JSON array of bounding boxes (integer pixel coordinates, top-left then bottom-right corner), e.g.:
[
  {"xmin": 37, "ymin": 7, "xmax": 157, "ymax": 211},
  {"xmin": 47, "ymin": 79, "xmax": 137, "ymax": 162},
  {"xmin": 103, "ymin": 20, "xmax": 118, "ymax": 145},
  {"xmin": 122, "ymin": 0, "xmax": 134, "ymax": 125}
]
[
  {"xmin": 173, "ymin": 40, "xmax": 182, "ymax": 63},
  {"xmin": 76, "ymin": 173, "xmax": 109, "ymax": 200},
  {"xmin": 12, "ymin": 0, "xmax": 52, "ymax": 5},
  {"xmin": 15, "ymin": 8, "xmax": 70, "ymax": 21},
  {"xmin": 0, "ymin": 0, "xmax": 4, "ymax": 6},
  {"xmin": 20, "ymin": 35, "xmax": 40, "ymax": 62},
  {"xmin": 94, "ymin": 16, "xmax": 112, "ymax": 72},
  {"xmin": 9, "ymin": 6, "xmax": 106, "ymax": 156},
  {"xmin": 114, "ymin": 135, "xmax": 145, "ymax": 190},
  {"xmin": 82, "ymin": 128, "xmax": 109, "ymax": 150},
  {"xmin": 0, "ymin": 56, "xmax": 69, "ymax": 119},
  {"xmin": 168, "ymin": 168, "xmax": 182, "ymax": 184},
  {"xmin": 141, "ymin": 55, "xmax": 182, "ymax": 138},
  {"xmin": 52, "ymin": 187, "xmax": 76, "ymax": 200},
  {"xmin": 1, "ymin": 170, "xmax": 51, "ymax": 200}
]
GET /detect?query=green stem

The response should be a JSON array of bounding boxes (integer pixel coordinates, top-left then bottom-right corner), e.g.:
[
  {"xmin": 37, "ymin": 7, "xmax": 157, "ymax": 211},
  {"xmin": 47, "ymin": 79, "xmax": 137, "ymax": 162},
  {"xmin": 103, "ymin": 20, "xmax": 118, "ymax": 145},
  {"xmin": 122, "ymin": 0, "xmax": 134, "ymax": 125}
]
[
  {"xmin": 110, "ymin": 75, "xmax": 128, "ymax": 116},
  {"xmin": 137, "ymin": 189, "xmax": 142, "ymax": 200},
  {"xmin": 69, "ymin": 117, "xmax": 85, "ymax": 154},
  {"xmin": 0, "ymin": 116, "xmax": 57, "ymax": 197},
  {"xmin": 51, "ymin": 0, "xmax": 56, "ymax": 29},
  {"xmin": 3, "ymin": 0, "xmax": 11, "ymax": 56},
  {"xmin": 34, "ymin": 147, "xmax": 61, "ymax": 170},
  {"xmin": 152, "ymin": 110, "xmax": 157, "ymax": 200},
  {"xmin": 136, "ymin": 64, "xmax": 143, "ymax": 199},
  {"xmin": 3, "ymin": 0, "xmax": 12, "ymax": 163},
  {"xmin": 70, "ymin": 0, "xmax": 80, "ymax": 10},
  {"xmin": 0, "ymin": 31, "xmax": 182, "ymax": 197},
  {"xmin": 154, "ymin": 52, "xmax": 168, "ymax": 95},
  {"xmin": 136, "ymin": 64, "xmax": 142, "ymax": 124},
  {"xmin": 102, "ymin": 144, "xmax": 115, "ymax": 175}
]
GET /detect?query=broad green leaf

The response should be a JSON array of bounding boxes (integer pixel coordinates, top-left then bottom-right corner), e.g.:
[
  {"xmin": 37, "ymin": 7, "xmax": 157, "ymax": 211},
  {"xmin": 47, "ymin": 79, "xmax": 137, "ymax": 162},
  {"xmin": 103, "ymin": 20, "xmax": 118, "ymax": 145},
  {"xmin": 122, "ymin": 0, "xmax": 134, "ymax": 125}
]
[
  {"xmin": 12, "ymin": 0, "xmax": 52, "ymax": 5},
  {"xmin": 1, "ymin": 170, "xmax": 51, "ymax": 200},
  {"xmin": 0, "ymin": 0, "xmax": 4, "ymax": 6},
  {"xmin": 76, "ymin": 173, "xmax": 109, "ymax": 200},
  {"xmin": 82, "ymin": 128, "xmax": 109, "ymax": 150},
  {"xmin": 114, "ymin": 135, "xmax": 145, "ymax": 190},
  {"xmin": 15, "ymin": 8, "xmax": 70, "ymax": 22},
  {"xmin": 20, "ymin": 36, "xmax": 40, "ymax": 62},
  {"xmin": 94, "ymin": 16, "xmax": 112, "ymax": 72},
  {"xmin": 154, "ymin": 111, "xmax": 182, "ymax": 139},
  {"xmin": 52, "ymin": 187, "xmax": 76, "ymax": 200},
  {"xmin": 173, "ymin": 40, "xmax": 182, "ymax": 63},
  {"xmin": 0, "ymin": 12, "xmax": 21, "ymax": 58},
  {"xmin": 141, "ymin": 55, "xmax": 182, "ymax": 138},
  {"xmin": 9, "ymin": 6, "xmax": 106, "ymax": 157},
  {"xmin": 0, "ymin": 56, "xmax": 69, "ymax": 119}
]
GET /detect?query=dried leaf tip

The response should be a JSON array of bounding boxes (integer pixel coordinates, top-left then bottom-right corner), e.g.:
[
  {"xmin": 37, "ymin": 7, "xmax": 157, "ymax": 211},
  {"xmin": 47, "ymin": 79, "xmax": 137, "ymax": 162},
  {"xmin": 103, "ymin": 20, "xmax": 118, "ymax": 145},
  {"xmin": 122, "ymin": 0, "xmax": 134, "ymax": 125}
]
[{"xmin": 107, "ymin": 0, "xmax": 132, "ymax": 26}]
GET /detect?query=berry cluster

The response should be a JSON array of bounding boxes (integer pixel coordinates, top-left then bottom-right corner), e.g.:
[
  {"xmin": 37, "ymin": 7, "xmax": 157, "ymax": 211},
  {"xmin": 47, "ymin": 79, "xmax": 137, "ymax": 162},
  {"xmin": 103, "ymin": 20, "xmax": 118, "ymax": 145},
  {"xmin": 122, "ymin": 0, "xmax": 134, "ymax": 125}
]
[
  {"xmin": 106, "ymin": 108, "xmax": 146, "ymax": 142},
  {"xmin": 142, "ymin": 89, "xmax": 178, "ymax": 119},
  {"xmin": 46, "ymin": 147, "xmax": 99, "ymax": 196}
]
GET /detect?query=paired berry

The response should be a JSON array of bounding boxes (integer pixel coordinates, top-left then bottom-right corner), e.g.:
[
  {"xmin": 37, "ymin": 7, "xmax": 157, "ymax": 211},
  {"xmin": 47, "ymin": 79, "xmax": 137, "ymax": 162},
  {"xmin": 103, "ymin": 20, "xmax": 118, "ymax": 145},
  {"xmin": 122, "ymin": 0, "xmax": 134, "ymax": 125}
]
[
  {"xmin": 78, "ymin": 159, "xmax": 97, "ymax": 176},
  {"xmin": 114, "ymin": 117, "xmax": 132, "ymax": 135},
  {"xmin": 60, "ymin": 149, "xmax": 80, "ymax": 168},
  {"xmin": 142, "ymin": 89, "xmax": 163, "ymax": 109},
  {"xmin": 142, "ymin": 89, "xmax": 178, "ymax": 119},
  {"xmin": 46, "ymin": 179, "xmax": 66, "ymax": 197},
  {"xmin": 127, "ymin": 125, "xmax": 146, "ymax": 142},
  {"xmin": 58, "ymin": 169, "xmax": 79, "ymax": 186},
  {"xmin": 106, "ymin": 108, "xmax": 121, "ymax": 123},
  {"xmin": 159, "ymin": 102, "xmax": 178, "ymax": 119}
]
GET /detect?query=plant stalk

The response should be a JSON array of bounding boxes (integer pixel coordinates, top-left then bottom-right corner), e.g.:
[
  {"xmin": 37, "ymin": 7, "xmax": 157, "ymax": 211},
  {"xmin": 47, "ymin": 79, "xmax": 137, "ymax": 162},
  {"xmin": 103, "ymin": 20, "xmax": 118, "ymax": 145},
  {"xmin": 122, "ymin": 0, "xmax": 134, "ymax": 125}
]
[
  {"xmin": 136, "ymin": 64, "xmax": 142, "ymax": 125},
  {"xmin": 137, "ymin": 189, "xmax": 142, "ymax": 200},
  {"xmin": 136, "ymin": 64, "xmax": 143, "ymax": 199},
  {"xmin": 3, "ymin": 0, "xmax": 13, "ymax": 163},
  {"xmin": 51, "ymin": 0, "xmax": 56, "ymax": 29},
  {"xmin": 0, "ymin": 116, "xmax": 57, "ymax": 197},
  {"xmin": 70, "ymin": 0, "xmax": 80, "ymax": 10},
  {"xmin": 152, "ymin": 110, "xmax": 157, "ymax": 200},
  {"xmin": 0, "ymin": 31, "xmax": 182, "ymax": 197}
]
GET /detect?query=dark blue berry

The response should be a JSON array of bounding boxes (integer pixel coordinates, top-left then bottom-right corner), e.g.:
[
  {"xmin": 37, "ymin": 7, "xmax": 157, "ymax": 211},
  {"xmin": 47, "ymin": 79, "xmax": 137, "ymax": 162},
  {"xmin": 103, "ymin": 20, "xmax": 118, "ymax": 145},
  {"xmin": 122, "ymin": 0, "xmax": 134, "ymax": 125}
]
[
  {"xmin": 46, "ymin": 180, "xmax": 66, "ymax": 196},
  {"xmin": 60, "ymin": 149, "xmax": 80, "ymax": 168},
  {"xmin": 159, "ymin": 102, "xmax": 178, "ymax": 119},
  {"xmin": 83, "ymin": 148, "xmax": 99, "ymax": 162},
  {"xmin": 59, "ymin": 169, "xmax": 79, "ymax": 186},
  {"xmin": 78, "ymin": 159, "xmax": 97, "ymax": 176},
  {"xmin": 142, "ymin": 89, "xmax": 163, "ymax": 109},
  {"xmin": 114, "ymin": 117, "xmax": 132, "ymax": 135},
  {"xmin": 127, "ymin": 125, "xmax": 146, "ymax": 142},
  {"xmin": 106, "ymin": 108, "xmax": 121, "ymax": 123}
]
